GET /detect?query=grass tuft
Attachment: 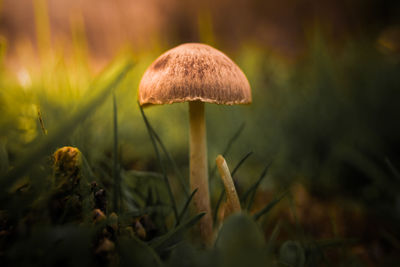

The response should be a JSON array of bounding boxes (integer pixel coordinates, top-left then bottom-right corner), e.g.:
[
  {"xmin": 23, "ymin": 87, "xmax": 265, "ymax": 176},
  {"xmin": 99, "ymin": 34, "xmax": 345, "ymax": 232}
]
[
  {"xmin": 138, "ymin": 103, "xmax": 179, "ymax": 223},
  {"xmin": 0, "ymin": 62, "xmax": 133, "ymax": 194}
]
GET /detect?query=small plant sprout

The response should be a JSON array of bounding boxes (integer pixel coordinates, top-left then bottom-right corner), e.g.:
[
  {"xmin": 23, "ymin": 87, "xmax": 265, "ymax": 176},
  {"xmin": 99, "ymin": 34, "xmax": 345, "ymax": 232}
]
[
  {"xmin": 53, "ymin": 146, "xmax": 82, "ymax": 188},
  {"xmin": 216, "ymin": 155, "xmax": 241, "ymax": 220},
  {"xmin": 51, "ymin": 146, "xmax": 84, "ymax": 223},
  {"xmin": 138, "ymin": 43, "xmax": 252, "ymax": 245}
]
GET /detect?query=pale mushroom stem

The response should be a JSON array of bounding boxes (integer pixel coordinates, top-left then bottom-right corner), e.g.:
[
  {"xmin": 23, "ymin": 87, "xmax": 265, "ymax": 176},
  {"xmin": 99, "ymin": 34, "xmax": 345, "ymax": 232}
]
[
  {"xmin": 189, "ymin": 101, "xmax": 213, "ymax": 245},
  {"xmin": 216, "ymin": 155, "xmax": 241, "ymax": 218}
]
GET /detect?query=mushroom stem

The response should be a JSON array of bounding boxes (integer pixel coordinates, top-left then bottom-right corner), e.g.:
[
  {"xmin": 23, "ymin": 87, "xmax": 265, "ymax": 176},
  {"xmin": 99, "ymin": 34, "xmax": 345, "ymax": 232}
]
[{"xmin": 189, "ymin": 101, "xmax": 213, "ymax": 245}]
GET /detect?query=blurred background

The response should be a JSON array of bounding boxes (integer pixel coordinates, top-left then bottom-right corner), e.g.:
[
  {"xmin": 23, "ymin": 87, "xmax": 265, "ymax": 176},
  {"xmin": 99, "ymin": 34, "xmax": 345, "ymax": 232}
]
[
  {"xmin": 2, "ymin": 0, "xmax": 400, "ymax": 68},
  {"xmin": 1, "ymin": 0, "xmax": 400, "ymax": 265}
]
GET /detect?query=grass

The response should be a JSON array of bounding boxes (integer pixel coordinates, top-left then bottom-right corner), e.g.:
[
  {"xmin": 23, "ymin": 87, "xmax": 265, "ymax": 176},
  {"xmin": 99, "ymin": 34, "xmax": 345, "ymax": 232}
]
[
  {"xmin": 139, "ymin": 103, "xmax": 179, "ymax": 224},
  {"xmin": 0, "ymin": 26, "xmax": 400, "ymax": 265}
]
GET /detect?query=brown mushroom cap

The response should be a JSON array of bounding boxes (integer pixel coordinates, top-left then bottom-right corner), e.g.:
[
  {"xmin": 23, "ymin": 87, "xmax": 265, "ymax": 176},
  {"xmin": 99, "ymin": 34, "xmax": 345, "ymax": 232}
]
[{"xmin": 138, "ymin": 43, "xmax": 252, "ymax": 106}]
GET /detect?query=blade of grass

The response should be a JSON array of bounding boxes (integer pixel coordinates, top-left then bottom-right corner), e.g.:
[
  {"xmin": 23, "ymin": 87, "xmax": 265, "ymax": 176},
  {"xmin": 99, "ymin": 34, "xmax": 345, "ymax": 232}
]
[
  {"xmin": 221, "ymin": 122, "xmax": 246, "ymax": 157},
  {"xmin": 112, "ymin": 92, "xmax": 122, "ymax": 213},
  {"xmin": 122, "ymin": 170, "xmax": 166, "ymax": 208},
  {"xmin": 385, "ymin": 157, "xmax": 400, "ymax": 181},
  {"xmin": 210, "ymin": 122, "xmax": 245, "ymax": 180},
  {"xmin": 253, "ymin": 190, "xmax": 288, "ymax": 221},
  {"xmin": 241, "ymin": 161, "xmax": 273, "ymax": 211},
  {"xmin": 213, "ymin": 151, "xmax": 252, "ymax": 225},
  {"xmin": 176, "ymin": 188, "xmax": 198, "ymax": 226},
  {"xmin": 0, "ymin": 62, "xmax": 133, "ymax": 193},
  {"xmin": 149, "ymin": 212, "xmax": 205, "ymax": 253},
  {"xmin": 149, "ymin": 124, "xmax": 189, "ymax": 197},
  {"xmin": 36, "ymin": 105, "xmax": 47, "ymax": 135},
  {"xmin": 130, "ymin": 187, "xmax": 146, "ymax": 202},
  {"xmin": 231, "ymin": 151, "xmax": 253, "ymax": 177},
  {"xmin": 123, "ymin": 187, "xmax": 141, "ymax": 210},
  {"xmin": 0, "ymin": 139, "xmax": 8, "ymax": 175},
  {"xmin": 138, "ymin": 103, "xmax": 179, "ymax": 223},
  {"xmin": 122, "ymin": 205, "xmax": 172, "ymax": 218}
]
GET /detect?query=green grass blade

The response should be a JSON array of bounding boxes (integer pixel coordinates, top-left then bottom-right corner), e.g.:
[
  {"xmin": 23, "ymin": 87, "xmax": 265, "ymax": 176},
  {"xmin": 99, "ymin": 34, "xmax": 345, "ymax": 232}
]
[
  {"xmin": 122, "ymin": 188, "xmax": 141, "ymax": 210},
  {"xmin": 112, "ymin": 92, "xmax": 122, "ymax": 213},
  {"xmin": 122, "ymin": 205, "xmax": 172, "ymax": 218},
  {"xmin": 176, "ymin": 188, "xmax": 198, "ymax": 226},
  {"xmin": 221, "ymin": 122, "xmax": 246, "ymax": 157},
  {"xmin": 241, "ymin": 161, "xmax": 273, "ymax": 210},
  {"xmin": 385, "ymin": 157, "xmax": 400, "ymax": 181},
  {"xmin": 149, "ymin": 124, "xmax": 189, "ymax": 197},
  {"xmin": 149, "ymin": 212, "xmax": 205, "ymax": 253},
  {"xmin": 138, "ymin": 103, "xmax": 179, "ymax": 223},
  {"xmin": 130, "ymin": 187, "xmax": 146, "ymax": 203},
  {"xmin": 210, "ymin": 122, "xmax": 245, "ymax": 180},
  {"xmin": 122, "ymin": 169, "xmax": 166, "ymax": 208},
  {"xmin": 231, "ymin": 151, "xmax": 253, "ymax": 177},
  {"xmin": 253, "ymin": 190, "xmax": 288, "ymax": 221},
  {"xmin": 0, "ymin": 62, "xmax": 133, "ymax": 193},
  {"xmin": 0, "ymin": 139, "xmax": 8, "ymax": 175},
  {"xmin": 36, "ymin": 105, "xmax": 47, "ymax": 136}
]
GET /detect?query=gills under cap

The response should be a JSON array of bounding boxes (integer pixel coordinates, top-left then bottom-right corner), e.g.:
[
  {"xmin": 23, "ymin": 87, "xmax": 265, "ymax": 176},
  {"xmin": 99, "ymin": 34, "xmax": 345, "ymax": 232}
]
[{"xmin": 138, "ymin": 43, "xmax": 252, "ymax": 106}]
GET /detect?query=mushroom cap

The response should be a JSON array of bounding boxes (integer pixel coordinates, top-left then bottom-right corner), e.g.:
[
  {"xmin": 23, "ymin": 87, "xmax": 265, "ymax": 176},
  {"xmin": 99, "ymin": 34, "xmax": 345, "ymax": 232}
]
[{"xmin": 138, "ymin": 43, "xmax": 252, "ymax": 106}]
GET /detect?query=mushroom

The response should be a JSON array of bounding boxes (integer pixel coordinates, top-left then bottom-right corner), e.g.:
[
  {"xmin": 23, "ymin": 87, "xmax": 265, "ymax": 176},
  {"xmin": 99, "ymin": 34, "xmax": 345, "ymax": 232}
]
[
  {"xmin": 138, "ymin": 43, "xmax": 251, "ymax": 245},
  {"xmin": 216, "ymin": 155, "xmax": 241, "ymax": 219}
]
